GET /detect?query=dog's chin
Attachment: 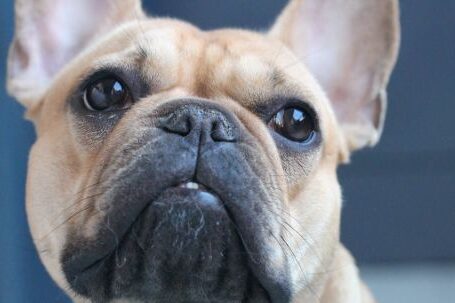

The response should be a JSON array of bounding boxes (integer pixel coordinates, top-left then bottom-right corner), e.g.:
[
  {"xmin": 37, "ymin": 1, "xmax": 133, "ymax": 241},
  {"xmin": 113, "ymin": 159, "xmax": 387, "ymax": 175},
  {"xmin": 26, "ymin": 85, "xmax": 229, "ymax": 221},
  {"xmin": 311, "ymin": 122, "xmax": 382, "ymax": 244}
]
[{"xmin": 62, "ymin": 184, "xmax": 271, "ymax": 303}]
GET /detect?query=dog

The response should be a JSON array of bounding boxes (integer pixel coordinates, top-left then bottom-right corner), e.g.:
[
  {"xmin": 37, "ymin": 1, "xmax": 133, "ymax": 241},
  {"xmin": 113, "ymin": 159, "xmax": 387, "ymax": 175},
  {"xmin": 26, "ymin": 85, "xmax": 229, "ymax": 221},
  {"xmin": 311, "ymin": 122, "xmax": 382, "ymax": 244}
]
[{"xmin": 6, "ymin": 0, "xmax": 400, "ymax": 302}]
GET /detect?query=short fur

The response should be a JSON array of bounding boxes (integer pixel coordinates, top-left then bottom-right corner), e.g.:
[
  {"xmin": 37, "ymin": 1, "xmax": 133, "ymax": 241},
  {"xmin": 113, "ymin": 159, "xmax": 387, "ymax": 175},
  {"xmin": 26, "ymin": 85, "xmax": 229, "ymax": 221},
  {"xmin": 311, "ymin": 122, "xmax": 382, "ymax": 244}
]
[{"xmin": 7, "ymin": 0, "xmax": 400, "ymax": 302}]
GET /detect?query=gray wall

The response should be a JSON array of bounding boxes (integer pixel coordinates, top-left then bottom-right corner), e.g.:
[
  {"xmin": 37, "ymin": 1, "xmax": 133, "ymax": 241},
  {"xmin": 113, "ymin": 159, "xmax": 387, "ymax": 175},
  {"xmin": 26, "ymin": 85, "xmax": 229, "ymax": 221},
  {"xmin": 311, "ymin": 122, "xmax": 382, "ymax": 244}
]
[
  {"xmin": 340, "ymin": 0, "xmax": 455, "ymax": 262},
  {"xmin": 0, "ymin": 0, "xmax": 454, "ymax": 302}
]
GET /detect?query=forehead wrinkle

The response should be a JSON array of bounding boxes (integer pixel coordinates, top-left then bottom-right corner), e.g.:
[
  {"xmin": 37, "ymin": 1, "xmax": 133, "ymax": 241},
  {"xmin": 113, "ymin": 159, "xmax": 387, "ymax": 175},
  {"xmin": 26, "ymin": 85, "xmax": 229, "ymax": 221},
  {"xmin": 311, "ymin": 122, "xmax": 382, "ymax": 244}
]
[
  {"xmin": 270, "ymin": 68, "xmax": 288, "ymax": 89},
  {"xmin": 195, "ymin": 46, "xmax": 297, "ymax": 112},
  {"xmin": 191, "ymin": 38, "xmax": 228, "ymax": 98},
  {"xmin": 131, "ymin": 30, "xmax": 184, "ymax": 91},
  {"xmin": 136, "ymin": 43, "xmax": 149, "ymax": 63},
  {"xmin": 220, "ymin": 55, "xmax": 273, "ymax": 102},
  {"xmin": 272, "ymin": 62, "xmax": 324, "ymax": 107}
]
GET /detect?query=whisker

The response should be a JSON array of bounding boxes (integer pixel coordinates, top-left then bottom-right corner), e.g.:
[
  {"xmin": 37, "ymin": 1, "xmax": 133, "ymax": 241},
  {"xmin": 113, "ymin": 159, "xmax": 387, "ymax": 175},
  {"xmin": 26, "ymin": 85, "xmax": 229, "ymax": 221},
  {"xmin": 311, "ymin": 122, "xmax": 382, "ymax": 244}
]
[{"xmin": 38, "ymin": 192, "xmax": 105, "ymax": 242}]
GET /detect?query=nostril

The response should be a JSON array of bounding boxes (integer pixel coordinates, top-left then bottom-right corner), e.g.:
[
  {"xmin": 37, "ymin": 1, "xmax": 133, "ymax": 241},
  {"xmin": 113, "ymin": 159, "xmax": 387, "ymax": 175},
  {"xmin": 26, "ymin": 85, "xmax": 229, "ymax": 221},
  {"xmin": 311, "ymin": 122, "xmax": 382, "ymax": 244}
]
[
  {"xmin": 157, "ymin": 102, "xmax": 239, "ymax": 142},
  {"xmin": 158, "ymin": 113, "xmax": 192, "ymax": 136},
  {"xmin": 210, "ymin": 120, "xmax": 236, "ymax": 142}
]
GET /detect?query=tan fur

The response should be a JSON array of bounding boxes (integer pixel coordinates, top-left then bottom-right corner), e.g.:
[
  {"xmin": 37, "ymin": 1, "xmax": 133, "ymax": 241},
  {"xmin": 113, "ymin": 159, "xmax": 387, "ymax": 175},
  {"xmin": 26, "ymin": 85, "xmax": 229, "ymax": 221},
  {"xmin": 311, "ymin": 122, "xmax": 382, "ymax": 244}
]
[
  {"xmin": 7, "ymin": 0, "xmax": 399, "ymax": 302},
  {"xmin": 270, "ymin": 0, "xmax": 400, "ymax": 151}
]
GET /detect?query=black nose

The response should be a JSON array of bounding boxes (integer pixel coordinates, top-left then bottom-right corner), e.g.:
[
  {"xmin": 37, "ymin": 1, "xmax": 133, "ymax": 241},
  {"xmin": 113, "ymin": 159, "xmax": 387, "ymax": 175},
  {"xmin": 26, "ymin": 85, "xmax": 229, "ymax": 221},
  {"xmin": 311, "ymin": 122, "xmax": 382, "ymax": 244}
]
[{"xmin": 157, "ymin": 100, "xmax": 238, "ymax": 142}]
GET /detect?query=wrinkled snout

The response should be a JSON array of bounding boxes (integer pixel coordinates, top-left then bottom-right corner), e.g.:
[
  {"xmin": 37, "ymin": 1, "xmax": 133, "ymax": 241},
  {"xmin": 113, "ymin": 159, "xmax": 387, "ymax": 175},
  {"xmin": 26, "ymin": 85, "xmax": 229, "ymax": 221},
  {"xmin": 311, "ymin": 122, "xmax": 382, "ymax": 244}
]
[{"xmin": 61, "ymin": 99, "xmax": 290, "ymax": 303}]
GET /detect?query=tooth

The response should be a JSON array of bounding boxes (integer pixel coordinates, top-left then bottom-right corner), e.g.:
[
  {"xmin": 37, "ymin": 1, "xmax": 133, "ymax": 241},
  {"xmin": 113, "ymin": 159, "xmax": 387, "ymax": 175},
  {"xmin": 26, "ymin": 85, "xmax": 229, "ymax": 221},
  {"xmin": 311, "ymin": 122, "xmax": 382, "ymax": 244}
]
[{"xmin": 185, "ymin": 182, "xmax": 199, "ymax": 189}]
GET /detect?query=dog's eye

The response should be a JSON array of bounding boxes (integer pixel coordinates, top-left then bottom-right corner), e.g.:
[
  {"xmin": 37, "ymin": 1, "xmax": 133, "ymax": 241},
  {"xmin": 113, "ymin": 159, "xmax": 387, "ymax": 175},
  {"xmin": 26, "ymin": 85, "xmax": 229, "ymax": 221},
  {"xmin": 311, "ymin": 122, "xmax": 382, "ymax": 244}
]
[
  {"xmin": 83, "ymin": 77, "xmax": 130, "ymax": 111},
  {"xmin": 269, "ymin": 107, "xmax": 316, "ymax": 142}
]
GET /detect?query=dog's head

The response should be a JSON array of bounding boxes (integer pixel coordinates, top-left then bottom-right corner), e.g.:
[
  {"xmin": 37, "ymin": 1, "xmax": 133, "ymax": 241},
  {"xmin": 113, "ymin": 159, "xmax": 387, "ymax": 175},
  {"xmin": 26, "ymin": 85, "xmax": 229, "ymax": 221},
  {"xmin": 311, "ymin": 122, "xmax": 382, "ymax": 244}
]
[{"xmin": 7, "ymin": 0, "xmax": 399, "ymax": 302}]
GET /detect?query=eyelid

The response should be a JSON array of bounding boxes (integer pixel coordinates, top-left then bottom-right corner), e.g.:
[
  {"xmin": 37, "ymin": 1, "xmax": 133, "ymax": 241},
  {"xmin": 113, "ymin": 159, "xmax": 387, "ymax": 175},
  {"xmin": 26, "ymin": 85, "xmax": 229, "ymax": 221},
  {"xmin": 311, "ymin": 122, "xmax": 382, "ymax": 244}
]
[
  {"xmin": 79, "ymin": 69, "xmax": 127, "ymax": 93},
  {"xmin": 76, "ymin": 65, "xmax": 151, "ymax": 103}
]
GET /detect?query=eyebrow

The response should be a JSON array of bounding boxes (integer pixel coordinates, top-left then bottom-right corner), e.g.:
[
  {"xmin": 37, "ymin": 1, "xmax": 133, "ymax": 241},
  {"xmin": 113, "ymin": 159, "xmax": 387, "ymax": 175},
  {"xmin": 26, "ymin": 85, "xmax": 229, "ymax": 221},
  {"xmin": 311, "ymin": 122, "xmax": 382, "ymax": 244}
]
[
  {"xmin": 137, "ymin": 44, "xmax": 149, "ymax": 62},
  {"xmin": 130, "ymin": 44, "xmax": 150, "ymax": 69},
  {"xmin": 270, "ymin": 68, "xmax": 288, "ymax": 89}
]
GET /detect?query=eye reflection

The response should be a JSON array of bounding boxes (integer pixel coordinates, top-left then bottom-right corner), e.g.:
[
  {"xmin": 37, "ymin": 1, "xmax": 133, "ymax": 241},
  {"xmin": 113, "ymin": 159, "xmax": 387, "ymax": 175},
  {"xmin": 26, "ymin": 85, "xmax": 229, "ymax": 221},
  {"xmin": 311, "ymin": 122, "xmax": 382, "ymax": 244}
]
[
  {"xmin": 83, "ymin": 76, "xmax": 129, "ymax": 111},
  {"xmin": 292, "ymin": 110, "xmax": 304, "ymax": 123},
  {"xmin": 269, "ymin": 106, "xmax": 315, "ymax": 142}
]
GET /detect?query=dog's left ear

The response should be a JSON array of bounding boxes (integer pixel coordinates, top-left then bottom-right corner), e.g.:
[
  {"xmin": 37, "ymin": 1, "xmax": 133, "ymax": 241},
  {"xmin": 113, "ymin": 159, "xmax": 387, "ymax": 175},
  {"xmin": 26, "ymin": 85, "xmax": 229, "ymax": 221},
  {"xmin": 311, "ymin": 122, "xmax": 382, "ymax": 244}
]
[
  {"xmin": 270, "ymin": 0, "xmax": 400, "ymax": 152},
  {"xmin": 7, "ymin": 0, "xmax": 145, "ymax": 109}
]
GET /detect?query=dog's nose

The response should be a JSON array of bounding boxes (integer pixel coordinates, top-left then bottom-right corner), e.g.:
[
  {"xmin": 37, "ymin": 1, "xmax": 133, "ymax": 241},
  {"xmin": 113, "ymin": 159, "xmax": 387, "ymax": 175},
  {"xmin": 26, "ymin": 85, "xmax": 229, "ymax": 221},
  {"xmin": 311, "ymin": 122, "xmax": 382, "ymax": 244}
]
[{"xmin": 158, "ymin": 101, "xmax": 238, "ymax": 142}]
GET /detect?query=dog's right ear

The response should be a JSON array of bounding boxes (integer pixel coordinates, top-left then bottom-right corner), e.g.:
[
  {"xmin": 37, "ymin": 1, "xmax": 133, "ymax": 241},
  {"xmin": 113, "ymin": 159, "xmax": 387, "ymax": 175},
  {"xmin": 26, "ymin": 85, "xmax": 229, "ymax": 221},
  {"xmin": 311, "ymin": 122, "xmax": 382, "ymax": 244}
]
[
  {"xmin": 270, "ymin": 0, "xmax": 400, "ymax": 153},
  {"xmin": 7, "ymin": 0, "xmax": 145, "ymax": 109}
]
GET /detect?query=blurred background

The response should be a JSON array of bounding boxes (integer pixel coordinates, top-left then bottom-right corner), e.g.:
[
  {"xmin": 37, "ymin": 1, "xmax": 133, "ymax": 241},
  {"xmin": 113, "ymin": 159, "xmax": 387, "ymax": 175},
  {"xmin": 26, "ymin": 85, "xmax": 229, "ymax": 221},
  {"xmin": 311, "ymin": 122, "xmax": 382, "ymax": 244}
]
[{"xmin": 0, "ymin": 0, "xmax": 454, "ymax": 302}]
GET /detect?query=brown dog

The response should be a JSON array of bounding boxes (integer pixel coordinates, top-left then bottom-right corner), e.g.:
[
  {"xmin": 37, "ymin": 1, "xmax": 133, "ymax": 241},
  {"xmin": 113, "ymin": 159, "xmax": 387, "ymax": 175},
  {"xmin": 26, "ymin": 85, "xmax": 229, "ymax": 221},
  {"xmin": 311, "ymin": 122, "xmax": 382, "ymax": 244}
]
[{"xmin": 7, "ymin": 0, "xmax": 400, "ymax": 302}]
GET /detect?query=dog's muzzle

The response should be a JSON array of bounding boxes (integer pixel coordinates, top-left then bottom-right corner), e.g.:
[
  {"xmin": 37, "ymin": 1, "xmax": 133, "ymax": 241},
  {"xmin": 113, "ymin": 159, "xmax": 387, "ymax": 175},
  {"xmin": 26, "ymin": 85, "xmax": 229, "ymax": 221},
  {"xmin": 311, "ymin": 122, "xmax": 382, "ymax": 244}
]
[{"xmin": 61, "ymin": 99, "xmax": 291, "ymax": 303}]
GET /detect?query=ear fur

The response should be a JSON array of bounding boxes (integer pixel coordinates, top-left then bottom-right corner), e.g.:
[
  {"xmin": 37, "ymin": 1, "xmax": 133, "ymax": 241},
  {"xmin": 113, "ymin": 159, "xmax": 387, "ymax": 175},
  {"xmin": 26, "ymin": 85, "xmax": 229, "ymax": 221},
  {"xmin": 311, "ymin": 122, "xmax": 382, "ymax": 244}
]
[
  {"xmin": 270, "ymin": 0, "xmax": 400, "ymax": 151},
  {"xmin": 7, "ymin": 0, "xmax": 145, "ymax": 109}
]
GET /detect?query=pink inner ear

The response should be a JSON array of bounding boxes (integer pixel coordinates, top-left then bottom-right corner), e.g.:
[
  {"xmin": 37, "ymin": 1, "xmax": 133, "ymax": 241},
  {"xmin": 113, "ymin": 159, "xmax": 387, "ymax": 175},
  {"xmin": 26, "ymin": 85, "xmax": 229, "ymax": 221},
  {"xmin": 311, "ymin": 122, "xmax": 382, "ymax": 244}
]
[
  {"xmin": 9, "ymin": 39, "xmax": 29, "ymax": 76},
  {"xmin": 306, "ymin": 8, "xmax": 383, "ymax": 112},
  {"xmin": 39, "ymin": 1, "xmax": 100, "ymax": 77},
  {"xmin": 270, "ymin": 0, "xmax": 399, "ymax": 150},
  {"xmin": 8, "ymin": 0, "xmax": 144, "ymax": 106}
]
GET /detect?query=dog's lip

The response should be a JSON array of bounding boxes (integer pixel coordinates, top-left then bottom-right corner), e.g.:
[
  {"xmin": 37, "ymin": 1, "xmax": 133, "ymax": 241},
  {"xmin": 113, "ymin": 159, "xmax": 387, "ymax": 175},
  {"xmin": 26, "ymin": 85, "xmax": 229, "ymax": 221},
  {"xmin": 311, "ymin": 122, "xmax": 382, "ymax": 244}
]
[
  {"xmin": 64, "ymin": 181, "xmax": 282, "ymax": 303},
  {"xmin": 176, "ymin": 182, "xmax": 285, "ymax": 303},
  {"xmin": 66, "ymin": 181, "xmax": 224, "ymax": 274}
]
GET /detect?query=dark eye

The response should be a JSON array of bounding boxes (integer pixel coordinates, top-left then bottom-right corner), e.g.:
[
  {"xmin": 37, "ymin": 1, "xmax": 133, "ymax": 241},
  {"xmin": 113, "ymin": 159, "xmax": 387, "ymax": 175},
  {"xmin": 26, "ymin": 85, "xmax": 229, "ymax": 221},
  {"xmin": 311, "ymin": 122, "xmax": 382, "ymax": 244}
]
[
  {"xmin": 269, "ymin": 107, "xmax": 316, "ymax": 142},
  {"xmin": 83, "ymin": 77, "xmax": 130, "ymax": 111}
]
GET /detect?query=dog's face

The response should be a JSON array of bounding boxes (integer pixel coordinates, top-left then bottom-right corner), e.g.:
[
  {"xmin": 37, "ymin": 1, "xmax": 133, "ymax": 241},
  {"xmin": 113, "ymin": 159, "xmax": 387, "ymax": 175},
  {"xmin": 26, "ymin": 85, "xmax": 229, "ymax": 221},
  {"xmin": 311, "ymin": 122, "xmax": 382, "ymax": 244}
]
[{"xmin": 7, "ymin": 0, "xmax": 399, "ymax": 302}]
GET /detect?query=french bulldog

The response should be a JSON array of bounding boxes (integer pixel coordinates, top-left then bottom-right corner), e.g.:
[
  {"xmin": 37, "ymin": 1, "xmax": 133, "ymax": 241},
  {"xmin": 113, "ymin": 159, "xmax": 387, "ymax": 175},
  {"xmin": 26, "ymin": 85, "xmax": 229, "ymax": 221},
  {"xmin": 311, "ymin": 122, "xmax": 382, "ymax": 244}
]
[{"xmin": 6, "ymin": 0, "xmax": 400, "ymax": 302}]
